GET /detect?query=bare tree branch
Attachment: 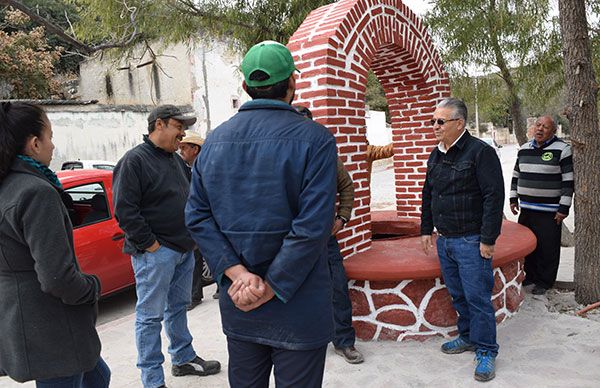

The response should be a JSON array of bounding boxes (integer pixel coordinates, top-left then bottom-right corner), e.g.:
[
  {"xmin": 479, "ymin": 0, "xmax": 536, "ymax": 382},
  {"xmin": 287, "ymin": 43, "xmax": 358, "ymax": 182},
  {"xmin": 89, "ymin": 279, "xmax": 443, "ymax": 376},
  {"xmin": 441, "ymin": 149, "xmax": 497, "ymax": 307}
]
[
  {"xmin": 63, "ymin": 10, "xmax": 76, "ymax": 38},
  {"xmin": 0, "ymin": 0, "xmax": 142, "ymax": 54}
]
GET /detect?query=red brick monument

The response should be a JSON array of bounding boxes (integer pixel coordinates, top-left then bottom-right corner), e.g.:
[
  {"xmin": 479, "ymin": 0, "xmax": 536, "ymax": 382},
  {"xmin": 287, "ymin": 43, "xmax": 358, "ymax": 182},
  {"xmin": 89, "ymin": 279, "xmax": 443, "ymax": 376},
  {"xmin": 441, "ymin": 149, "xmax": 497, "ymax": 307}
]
[{"xmin": 288, "ymin": 0, "xmax": 536, "ymax": 341}]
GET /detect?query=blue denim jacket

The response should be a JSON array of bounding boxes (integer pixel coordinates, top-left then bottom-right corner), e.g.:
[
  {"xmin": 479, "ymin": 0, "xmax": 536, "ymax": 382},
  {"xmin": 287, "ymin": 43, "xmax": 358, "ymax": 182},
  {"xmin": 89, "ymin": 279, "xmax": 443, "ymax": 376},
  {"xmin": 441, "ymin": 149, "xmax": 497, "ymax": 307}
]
[
  {"xmin": 185, "ymin": 99, "xmax": 337, "ymax": 350},
  {"xmin": 420, "ymin": 131, "xmax": 504, "ymax": 245}
]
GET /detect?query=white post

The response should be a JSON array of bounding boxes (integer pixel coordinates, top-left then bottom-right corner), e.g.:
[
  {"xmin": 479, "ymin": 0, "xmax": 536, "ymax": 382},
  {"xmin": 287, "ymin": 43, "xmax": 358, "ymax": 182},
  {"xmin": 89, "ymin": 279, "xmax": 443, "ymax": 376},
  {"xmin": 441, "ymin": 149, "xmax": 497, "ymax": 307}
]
[{"xmin": 474, "ymin": 76, "xmax": 480, "ymax": 138}]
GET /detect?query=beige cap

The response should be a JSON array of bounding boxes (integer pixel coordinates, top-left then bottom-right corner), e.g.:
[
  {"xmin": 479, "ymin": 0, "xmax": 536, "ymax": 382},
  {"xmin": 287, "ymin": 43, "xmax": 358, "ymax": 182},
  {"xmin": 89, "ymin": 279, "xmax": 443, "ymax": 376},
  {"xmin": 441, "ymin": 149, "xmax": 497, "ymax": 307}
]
[{"xmin": 180, "ymin": 130, "xmax": 204, "ymax": 146}]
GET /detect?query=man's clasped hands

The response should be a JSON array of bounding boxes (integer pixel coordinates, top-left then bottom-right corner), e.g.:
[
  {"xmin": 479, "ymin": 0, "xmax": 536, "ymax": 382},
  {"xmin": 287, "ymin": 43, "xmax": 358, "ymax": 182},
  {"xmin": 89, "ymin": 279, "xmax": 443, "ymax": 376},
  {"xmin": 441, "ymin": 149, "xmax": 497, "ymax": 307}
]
[{"xmin": 224, "ymin": 264, "xmax": 275, "ymax": 312}]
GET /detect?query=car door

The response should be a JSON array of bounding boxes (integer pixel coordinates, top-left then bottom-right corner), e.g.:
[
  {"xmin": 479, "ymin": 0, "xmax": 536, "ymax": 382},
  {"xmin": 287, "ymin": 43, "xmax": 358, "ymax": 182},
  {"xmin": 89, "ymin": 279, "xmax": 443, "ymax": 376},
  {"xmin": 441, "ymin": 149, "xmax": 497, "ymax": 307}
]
[{"xmin": 64, "ymin": 177, "xmax": 134, "ymax": 296}]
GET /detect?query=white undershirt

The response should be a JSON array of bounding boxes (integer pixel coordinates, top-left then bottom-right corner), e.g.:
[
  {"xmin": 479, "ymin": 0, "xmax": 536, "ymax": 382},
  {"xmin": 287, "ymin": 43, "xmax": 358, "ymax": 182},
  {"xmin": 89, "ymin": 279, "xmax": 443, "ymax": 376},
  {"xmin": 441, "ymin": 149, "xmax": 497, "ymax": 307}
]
[{"xmin": 437, "ymin": 130, "xmax": 467, "ymax": 154}]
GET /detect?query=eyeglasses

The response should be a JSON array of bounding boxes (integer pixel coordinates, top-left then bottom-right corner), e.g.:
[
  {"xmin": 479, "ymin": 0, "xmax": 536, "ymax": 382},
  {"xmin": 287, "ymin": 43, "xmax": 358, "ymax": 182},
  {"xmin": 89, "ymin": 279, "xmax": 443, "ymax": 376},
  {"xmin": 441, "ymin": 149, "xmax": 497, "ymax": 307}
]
[{"xmin": 430, "ymin": 118, "xmax": 460, "ymax": 126}]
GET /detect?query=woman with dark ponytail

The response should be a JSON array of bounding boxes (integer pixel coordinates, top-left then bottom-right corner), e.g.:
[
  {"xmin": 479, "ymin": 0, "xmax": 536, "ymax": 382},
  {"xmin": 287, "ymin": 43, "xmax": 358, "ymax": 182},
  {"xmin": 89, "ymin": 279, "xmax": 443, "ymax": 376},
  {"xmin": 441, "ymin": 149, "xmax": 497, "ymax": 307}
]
[{"xmin": 0, "ymin": 102, "xmax": 110, "ymax": 387}]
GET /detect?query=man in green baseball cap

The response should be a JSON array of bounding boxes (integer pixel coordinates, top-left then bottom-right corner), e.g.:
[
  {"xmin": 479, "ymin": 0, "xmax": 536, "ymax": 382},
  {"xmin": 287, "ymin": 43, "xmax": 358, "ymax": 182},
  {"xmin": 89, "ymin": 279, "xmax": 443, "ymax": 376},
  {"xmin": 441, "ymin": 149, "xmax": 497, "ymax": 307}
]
[
  {"xmin": 186, "ymin": 40, "xmax": 337, "ymax": 387},
  {"xmin": 240, "ymin": 40, "xmax": 299, "ymax": 103}
]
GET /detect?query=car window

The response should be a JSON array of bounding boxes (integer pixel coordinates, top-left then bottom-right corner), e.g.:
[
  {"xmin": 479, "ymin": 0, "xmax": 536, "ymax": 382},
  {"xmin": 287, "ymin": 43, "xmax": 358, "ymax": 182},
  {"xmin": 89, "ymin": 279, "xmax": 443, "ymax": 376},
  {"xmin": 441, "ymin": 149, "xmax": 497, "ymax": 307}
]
[
  {"xmin": 61, "ymin": 162, "xmax": 83, "ymax": 170},
  {"xmin": 93, "ymin": 164, "xmax": 115, "ymax": 171},
  {"xmin": 65, "ymin": 182, "xmax": 111, "ymax": 228}
]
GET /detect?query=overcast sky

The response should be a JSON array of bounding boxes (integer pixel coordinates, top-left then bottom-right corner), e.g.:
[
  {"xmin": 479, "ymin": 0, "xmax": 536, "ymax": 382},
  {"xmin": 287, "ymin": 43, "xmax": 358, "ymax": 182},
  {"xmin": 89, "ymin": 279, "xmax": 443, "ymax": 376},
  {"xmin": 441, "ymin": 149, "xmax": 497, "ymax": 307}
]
[{"xmin": 402, "ymin": 0, "xmax": 433, "ymax": 16}]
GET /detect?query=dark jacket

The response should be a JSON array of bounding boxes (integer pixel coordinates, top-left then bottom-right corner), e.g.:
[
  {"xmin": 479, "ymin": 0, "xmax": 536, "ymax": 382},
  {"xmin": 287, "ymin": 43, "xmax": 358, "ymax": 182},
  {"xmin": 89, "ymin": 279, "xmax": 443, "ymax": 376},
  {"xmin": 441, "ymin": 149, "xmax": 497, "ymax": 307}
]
[
  {"xmin": 0, "ymin": 159, "xmax": 101, "ymax": 382},
  {"xmin": 421, "ymin": 131, "xmax": 504, "ymax": 245},
  {"xmin": 113, "ymin": 135, "xmax": 195, "ymax": 254},
  {"xmin": 336, "ymin": 158, "xmax": 354, "ymax": 222},
  {"xmin": 186, "ymin": 99, "xmax": 337, "ymax": 350}
]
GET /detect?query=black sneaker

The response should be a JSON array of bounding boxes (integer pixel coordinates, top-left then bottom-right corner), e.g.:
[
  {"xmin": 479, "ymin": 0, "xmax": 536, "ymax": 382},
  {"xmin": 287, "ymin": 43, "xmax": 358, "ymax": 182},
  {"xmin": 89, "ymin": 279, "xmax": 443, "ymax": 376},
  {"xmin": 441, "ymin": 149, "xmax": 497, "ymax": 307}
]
[
  {"xmin": 187, "ymin": 299, "xmax": 203, "ymax": 311},
  {"xmin": 334, "ymin": 346, "xmax": 364, "ymax": 364},
  {"xmin": 172, "ymin": 356, "xmax": 221, "ymax": 377},
  {"xmin": 532, "ymin": 285, "xmax": 547, "ymax": 295},
  {"xmin": 212, "ymin": 291, "xmax": 219, "ymax": 300},
  {"xmin": 522, "ymin": 279, "xmax": 534, "ymax": 286}
]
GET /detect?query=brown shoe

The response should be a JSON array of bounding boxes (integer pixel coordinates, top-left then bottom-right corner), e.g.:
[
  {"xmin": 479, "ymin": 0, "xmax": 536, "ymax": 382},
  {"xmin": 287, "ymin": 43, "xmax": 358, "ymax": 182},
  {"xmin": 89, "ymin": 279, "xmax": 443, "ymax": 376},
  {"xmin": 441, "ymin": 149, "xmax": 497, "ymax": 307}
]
[{"xmin": 334, "ymin": 346, "xmax": 364, "ymax": 364}]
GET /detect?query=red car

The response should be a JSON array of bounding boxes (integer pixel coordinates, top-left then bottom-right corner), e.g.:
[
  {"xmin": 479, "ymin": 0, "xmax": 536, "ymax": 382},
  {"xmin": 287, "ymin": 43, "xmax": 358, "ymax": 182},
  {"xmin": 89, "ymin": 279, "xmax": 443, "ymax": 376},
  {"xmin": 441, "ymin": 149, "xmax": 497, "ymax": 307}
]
[{"xmin": 57, "ymin": 169, "xmax": 135, "ymax": 297}]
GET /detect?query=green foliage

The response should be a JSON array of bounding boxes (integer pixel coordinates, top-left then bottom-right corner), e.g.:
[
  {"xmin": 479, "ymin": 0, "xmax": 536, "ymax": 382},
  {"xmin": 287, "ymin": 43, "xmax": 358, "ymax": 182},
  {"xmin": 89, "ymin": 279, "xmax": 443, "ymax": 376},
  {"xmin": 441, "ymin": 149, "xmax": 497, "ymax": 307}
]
[
  {"xmin": 450, "ymin": 74, "xmax": 510, "ymax": 126},
  {"xmin": 70, "ymin": 0, "xmax": 334, "ymax": 54},
  {"xmin": 426, "ymin": 0, "xmax": 560, "ymax": 142},
  {"xmin": 366, "ymin": 71, "xmax": 390, "ymax": 122},
  {"xmin": 427, "ymin": 0, "xmax": 553, "ymax": 74}
]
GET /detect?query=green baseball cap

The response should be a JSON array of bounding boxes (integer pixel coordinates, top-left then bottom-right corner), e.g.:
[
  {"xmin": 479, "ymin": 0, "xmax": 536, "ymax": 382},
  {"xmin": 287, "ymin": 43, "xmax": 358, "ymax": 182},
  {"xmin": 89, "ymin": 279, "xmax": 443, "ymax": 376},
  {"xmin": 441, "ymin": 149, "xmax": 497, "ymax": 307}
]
[{"xmin": 241, "ymin": 40, "xmax": 299, "ymax": 87}]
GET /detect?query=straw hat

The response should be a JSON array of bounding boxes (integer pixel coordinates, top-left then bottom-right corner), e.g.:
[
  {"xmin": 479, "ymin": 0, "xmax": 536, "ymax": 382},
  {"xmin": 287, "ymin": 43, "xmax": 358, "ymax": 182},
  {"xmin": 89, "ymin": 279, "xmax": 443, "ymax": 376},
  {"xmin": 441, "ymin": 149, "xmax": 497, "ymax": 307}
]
[{"xmin": 180, "ymin": 130, "xmax": 204, "ymax": 147}]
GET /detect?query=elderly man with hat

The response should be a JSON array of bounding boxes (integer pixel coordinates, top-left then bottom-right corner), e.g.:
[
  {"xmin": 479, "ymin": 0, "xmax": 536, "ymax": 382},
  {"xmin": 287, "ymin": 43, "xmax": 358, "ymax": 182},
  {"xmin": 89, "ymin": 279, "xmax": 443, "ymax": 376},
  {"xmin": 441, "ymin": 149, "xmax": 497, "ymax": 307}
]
[
  {"xmin": 179, "ymin": 130, "xmax": 204, "ymax": 167},
  {"xmin": 186, "ymin": 41, "xmax": 337, "ymax": 387},
  {"xmin": 177, "ymin": 130, "xmax": 212, "ymax": 310},
  {"xmin": 113, "ymin": 105, "xmax": 221, "ymax": 388}
]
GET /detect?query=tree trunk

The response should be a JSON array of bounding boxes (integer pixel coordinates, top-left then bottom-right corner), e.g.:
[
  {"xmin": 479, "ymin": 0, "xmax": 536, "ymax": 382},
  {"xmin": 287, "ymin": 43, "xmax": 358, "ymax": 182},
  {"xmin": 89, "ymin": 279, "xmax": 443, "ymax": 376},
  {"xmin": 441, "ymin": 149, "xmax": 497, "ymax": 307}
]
[
  {"xmin": 558, "ymin": 0, "xmax": 600, "ymax": 304},
  {"xmin": 485, "ymin": 0, "xmax": 528, "ymax": 145},
  {"xmin": 509, "ymin": 94, "xmax": 528, "ymax": 145}
]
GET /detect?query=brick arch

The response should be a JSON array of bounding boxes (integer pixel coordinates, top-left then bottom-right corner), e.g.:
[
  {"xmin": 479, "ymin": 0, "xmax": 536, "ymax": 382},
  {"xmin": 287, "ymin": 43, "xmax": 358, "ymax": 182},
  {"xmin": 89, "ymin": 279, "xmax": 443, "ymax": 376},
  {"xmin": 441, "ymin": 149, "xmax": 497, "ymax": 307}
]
[{"xmin": 288, "ymin": 0, "xmax": 450, "ymax": 256}]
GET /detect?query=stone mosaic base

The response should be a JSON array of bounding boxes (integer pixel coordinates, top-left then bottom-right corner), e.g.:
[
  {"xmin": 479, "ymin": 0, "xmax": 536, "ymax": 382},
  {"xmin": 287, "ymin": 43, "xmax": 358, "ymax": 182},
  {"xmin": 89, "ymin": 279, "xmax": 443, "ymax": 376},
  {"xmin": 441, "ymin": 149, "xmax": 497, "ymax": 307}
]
[{"xmin": 349, "ymin": 259, "xmax": 525, "ymax": 341}]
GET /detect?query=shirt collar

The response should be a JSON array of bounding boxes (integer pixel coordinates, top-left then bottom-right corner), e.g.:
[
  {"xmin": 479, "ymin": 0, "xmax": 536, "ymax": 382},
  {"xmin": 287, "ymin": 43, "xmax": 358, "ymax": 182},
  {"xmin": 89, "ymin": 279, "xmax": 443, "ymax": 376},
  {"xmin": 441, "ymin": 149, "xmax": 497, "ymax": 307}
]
[
  {"xmin": 143, "ymin": 135, "xmax": 173, "ymax": 157},
  {"xmin": 437, "ymin": 130, "xmax": 468, "ymax": 154},
  {"xmin": 530, "ymin": 135, "xmax": 557, "ymax": 149},
  {"xmin": 239, "ymin": 99, "xmax": 299, "ymax": 113}
]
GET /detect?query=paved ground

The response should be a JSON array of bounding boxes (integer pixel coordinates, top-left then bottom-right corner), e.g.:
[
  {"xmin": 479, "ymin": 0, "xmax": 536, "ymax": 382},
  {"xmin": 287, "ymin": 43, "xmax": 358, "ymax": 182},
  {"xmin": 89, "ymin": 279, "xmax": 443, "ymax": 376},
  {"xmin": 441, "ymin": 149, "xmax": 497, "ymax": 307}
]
[
  {"xmin": 2, "ymin": 284, "xmax": 598, "ymax": 387},
  {"xmin": 2, "ymin": 143, "xmax": 593, "ymax": 387}
]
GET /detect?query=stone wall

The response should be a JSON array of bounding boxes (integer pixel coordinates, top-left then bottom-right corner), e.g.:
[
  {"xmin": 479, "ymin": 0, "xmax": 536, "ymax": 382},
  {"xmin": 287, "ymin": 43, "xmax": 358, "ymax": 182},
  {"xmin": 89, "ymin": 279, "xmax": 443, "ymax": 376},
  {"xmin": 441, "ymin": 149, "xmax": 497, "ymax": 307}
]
[{"xmin": 349, "ymin": 259, "xmax": 526, "ymax": 341}]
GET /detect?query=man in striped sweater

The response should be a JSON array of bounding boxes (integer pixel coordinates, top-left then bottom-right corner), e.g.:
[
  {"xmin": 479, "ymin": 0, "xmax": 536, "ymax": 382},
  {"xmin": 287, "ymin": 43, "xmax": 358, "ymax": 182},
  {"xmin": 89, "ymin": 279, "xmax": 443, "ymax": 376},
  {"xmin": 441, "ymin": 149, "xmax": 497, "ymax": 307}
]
[{"xmin": 509, "ymin": 115, "xmax": 574, "ymax": 295}]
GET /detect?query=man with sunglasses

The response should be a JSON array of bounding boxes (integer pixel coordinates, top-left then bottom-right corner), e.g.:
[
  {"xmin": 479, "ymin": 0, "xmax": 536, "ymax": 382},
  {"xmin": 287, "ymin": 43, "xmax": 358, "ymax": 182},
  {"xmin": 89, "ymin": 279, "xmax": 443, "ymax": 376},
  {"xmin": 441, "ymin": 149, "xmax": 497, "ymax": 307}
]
[{"xmin": 420, "ymin": 98, "xmax": 504, "ymax": 382}]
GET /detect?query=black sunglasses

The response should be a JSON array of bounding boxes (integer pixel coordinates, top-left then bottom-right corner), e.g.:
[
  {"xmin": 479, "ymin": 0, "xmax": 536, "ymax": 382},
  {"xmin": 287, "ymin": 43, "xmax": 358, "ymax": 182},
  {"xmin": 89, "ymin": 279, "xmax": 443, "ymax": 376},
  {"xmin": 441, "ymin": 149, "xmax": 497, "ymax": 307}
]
[{"xmin": 430, "ymin": 118, "xmax": 460, "ymax": 126}]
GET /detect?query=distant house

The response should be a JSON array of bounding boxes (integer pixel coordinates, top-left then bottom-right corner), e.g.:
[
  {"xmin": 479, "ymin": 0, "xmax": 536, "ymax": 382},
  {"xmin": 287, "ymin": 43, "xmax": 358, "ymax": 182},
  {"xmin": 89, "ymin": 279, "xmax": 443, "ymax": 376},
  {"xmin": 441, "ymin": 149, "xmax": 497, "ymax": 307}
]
[
  {"xmin": 78, "ymin": 39, "xmax": 248, "ymax": 137},
  {"xmin": 41, "ymin": 39, "xmax": 247, "ymax": 170}
]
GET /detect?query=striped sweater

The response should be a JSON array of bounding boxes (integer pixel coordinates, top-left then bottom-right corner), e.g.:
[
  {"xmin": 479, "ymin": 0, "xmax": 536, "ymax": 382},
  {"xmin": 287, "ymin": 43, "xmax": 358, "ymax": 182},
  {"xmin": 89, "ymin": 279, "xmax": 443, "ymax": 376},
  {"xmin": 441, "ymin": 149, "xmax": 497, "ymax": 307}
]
[{"xmin": 509, "ymin": 136, "xmax": 574, "ymax": 214}]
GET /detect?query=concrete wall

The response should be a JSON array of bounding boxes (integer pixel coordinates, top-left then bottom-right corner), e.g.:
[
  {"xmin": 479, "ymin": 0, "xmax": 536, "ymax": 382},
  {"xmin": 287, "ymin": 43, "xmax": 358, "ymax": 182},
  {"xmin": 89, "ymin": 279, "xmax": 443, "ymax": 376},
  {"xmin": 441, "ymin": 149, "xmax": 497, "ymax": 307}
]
[
  {"xmin": 79, "ymin": 43, "xmax": 194, "ymax": 106},
  {"xmin": 190, "ymin": 43, "xmax": 247, "ymax": 137},
  {"xmin": 366, "ymin": 110, "xmax": 391, "ymax": 145},
  {"xmin": 79, "ymin": 40, "xmax": 248, "ymax": 138},
  {"xmin": 45, "ymin": 105, "xmax": 156, "ymax": 171}
]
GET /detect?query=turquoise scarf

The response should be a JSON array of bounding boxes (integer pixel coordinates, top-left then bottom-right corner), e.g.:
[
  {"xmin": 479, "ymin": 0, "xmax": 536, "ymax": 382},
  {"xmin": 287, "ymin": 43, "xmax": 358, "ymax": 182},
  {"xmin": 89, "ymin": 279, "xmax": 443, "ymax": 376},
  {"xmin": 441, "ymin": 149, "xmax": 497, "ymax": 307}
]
[{"xmin": 16, "ymin": 155, "xmax": 63, "ymax": 189}]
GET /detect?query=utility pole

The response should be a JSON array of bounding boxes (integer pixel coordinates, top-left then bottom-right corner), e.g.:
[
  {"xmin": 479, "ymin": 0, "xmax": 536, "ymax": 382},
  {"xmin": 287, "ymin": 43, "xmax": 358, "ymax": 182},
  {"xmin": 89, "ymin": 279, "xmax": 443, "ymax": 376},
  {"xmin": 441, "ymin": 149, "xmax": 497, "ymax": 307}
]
[{"xmin": 474, "ymin": 76, "xmax": 480, "ymax": 138}]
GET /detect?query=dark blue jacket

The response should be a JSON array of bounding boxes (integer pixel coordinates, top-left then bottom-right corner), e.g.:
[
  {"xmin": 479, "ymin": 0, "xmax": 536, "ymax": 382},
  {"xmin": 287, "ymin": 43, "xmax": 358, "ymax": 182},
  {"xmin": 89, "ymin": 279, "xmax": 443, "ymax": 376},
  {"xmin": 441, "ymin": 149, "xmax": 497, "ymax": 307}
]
[
  {"xmin": 420, "ymin": 131, "xmax": 504, "ymax": 245},
  {"xmin": 185, "ymin": 99, "xmax": 337, "ymax": 350}
]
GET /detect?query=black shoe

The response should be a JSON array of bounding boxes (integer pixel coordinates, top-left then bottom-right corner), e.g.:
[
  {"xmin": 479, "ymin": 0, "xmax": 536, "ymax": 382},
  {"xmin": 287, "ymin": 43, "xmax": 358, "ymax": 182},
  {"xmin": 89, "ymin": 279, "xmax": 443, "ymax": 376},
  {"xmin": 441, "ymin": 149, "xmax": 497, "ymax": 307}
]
[
  {"xmin": 172, "ymin": 356, "xmax": 221, "ymax": 377},
  {"xmin": 187, "ymin": 299, "xmax": 203, "ymax": 311},
  {"xmin": 212, "ymin": 291, "xmax": 219, "ymax": 299},
  {"xmin": 532, "ymin": 285, "xmax": 547, "ymax": 295},
  {"xmin": 334, "ymin": 346, "xmax": 364, "ymax": 364}
]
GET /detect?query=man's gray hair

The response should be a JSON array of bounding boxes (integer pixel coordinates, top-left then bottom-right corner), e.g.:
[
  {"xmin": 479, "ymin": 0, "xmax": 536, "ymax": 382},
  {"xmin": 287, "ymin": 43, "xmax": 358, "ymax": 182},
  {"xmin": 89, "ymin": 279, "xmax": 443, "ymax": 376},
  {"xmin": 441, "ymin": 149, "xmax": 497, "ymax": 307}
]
[{"xmin": 438, "ymin": 98, "xmax": 468, "ymax": 121}]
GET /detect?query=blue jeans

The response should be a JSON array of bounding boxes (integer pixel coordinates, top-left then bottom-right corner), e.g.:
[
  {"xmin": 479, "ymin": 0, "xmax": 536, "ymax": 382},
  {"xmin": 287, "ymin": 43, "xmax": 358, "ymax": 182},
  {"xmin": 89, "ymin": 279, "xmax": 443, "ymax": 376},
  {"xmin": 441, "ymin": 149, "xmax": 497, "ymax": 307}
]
[
  {"xmin": 132, "ymin": 246, "xmax": 197, "ymax": 387},
  {"xmin": 36, "ymin": 357, "xmax": 110, "ymax": 388},
  {"xmin": 437, "ymin": 234, "xmax": 499, "ymax": 356},
  {"xmin": 327, "ymin": 236, "xmax": 356, "ymax": 348}
]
